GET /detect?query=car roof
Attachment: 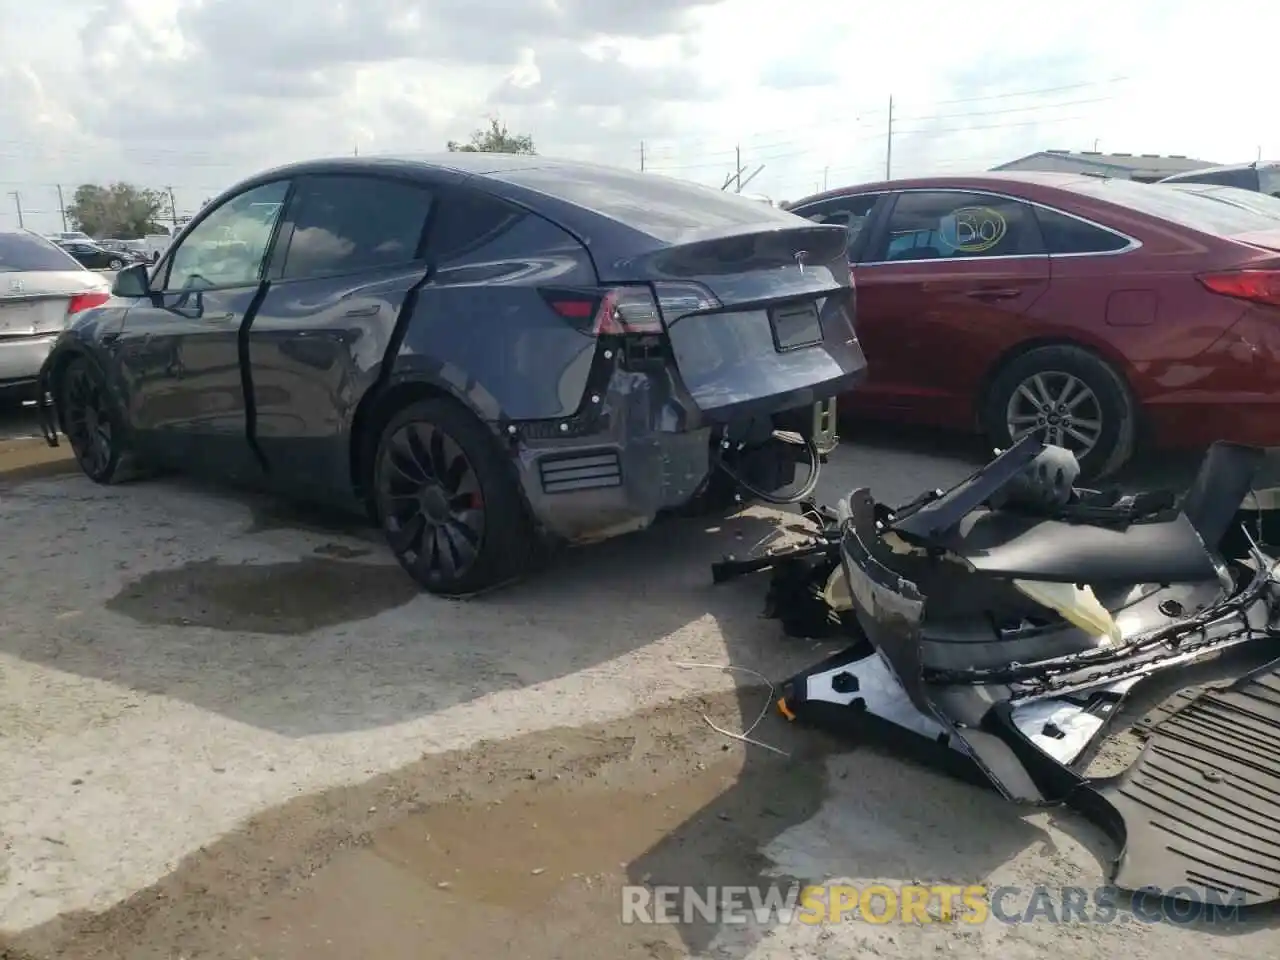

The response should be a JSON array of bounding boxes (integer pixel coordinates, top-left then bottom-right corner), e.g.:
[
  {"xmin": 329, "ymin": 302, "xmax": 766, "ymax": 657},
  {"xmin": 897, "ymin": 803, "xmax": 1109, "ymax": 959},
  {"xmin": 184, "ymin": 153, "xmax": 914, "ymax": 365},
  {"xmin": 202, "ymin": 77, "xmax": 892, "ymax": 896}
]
[
  {"xmin": 788, "ymin": 171, "xmax": 1104, "ymax": 207},
  {"xmin": 240, "ymin": 152, "xmax": 632, "ymax": 185},
  {"xmin": 204, "ymin": 153, "xmax": 808, "ymax": 265},
  {"xmin": 1162, "ymin": 160, "xmax": 1279, "ymax": 177}
]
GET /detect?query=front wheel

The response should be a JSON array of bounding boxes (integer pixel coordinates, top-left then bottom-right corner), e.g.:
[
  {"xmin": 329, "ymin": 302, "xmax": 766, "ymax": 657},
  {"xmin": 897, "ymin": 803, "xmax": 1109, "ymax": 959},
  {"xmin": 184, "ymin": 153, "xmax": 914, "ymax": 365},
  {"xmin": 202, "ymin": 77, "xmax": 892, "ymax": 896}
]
[
  {"xmin": 981, "ymin": 345, "xmax": 1135, "ymax": 480},
  {"xmin": 372, "ymin": 397, "xmax": 536, "ymax": 596},
  {"xmin": 108, "ymin": 258, "xmax": 124, "ymax": 270}
]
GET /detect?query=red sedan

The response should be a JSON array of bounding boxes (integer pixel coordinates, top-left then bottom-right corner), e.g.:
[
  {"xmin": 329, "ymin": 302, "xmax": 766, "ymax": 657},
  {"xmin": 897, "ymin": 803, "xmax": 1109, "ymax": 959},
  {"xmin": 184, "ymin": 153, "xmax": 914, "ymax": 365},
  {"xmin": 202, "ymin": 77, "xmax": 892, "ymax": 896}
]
[{"xmin": 787, "ymin": 173, "xmax": 1280, "ymax": 476}]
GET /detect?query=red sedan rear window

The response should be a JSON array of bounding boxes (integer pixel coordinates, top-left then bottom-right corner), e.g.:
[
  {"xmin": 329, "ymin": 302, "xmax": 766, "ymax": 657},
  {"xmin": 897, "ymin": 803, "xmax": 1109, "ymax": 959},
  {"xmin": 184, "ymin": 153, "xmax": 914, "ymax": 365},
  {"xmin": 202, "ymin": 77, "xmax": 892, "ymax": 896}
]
[{"xmin": 1063, "ymin": 177, "xmax": 1280, "ymax": 237}]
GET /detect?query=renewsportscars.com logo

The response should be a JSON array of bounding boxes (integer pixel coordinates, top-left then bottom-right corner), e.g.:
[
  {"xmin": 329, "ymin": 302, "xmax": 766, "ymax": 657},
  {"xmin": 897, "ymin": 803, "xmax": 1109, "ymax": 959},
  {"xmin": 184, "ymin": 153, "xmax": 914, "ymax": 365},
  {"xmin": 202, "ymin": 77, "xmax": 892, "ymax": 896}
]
[{"xmin": 621, "ymin": 882, "xmax": 1248, "ymax": 926}]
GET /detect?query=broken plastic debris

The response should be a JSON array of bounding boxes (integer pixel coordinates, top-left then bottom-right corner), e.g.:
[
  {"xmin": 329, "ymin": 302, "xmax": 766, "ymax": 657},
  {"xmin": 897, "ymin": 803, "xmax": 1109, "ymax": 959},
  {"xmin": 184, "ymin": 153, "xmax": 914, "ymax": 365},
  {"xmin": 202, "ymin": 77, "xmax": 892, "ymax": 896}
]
[
  {"xmin": 822, "ymin": 566, "xmax": 853, "ymax": 611},
  {"xmin": 1012, "ymin": 579, "xmax": 1122, "ymax": 645}
]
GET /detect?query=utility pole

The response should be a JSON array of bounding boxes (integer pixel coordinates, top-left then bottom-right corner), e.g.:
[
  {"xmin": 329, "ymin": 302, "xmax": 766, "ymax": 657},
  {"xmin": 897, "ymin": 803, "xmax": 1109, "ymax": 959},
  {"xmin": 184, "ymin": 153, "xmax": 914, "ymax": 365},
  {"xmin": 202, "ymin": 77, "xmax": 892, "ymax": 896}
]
[
  {"xmin": 166, "ymin": 186, "xmax": 178, "ymax": 229},
  {"xmin": 354, "ymin": 143, "xmax": 359, "ymax": 156},
  {"xmin": 639, "ymin": 141, "xmax": 645, "ymax": 172},
  {"xmin": 823, "ymin": 166, "xmax": 829, "ymax": 191},
  {"xmin": 7, "ymin": 191, "xmax": 22, "ymax": 228},
  {"xmin": 885, "ymin": 95, "xmax": 894, "ymax": 180},
  {"xmin": 56, "ymin": 185, "xmax": 68, "ymax": 231},
  {"xmin": 721, "ymin": 147, "xmax": 747, "ymax": 193}
]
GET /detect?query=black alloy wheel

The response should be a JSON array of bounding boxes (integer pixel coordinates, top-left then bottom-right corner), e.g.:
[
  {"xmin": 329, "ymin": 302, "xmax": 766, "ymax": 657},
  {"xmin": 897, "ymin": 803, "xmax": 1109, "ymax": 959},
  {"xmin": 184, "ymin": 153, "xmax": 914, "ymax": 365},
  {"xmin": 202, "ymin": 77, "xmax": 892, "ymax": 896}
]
[
  {"xmin": 59, "ymin": 357, "xmax": 138, "ymax": 484},
  {"xmin": 373, "ymin": 398, "xmax": 535, "ymax": 595}
]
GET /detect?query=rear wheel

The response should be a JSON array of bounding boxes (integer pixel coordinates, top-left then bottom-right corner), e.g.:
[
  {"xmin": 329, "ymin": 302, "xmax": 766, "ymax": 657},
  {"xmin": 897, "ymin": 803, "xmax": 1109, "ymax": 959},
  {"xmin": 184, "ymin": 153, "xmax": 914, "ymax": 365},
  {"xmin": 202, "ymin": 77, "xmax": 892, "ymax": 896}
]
[
  {"xmin": 372, "ymin": 398, "xmax": 535, "ymax": 596},
  {"xmin": 981, "ymin": 345, "xmax": 1135, "ymax": 479},
  {"xmin": 108, "ymin": 258, "xmax": 124, "ymax": 270},
  {"xmin": 59, "ymin": 357, "xmax": 143, "ymax": 484}
]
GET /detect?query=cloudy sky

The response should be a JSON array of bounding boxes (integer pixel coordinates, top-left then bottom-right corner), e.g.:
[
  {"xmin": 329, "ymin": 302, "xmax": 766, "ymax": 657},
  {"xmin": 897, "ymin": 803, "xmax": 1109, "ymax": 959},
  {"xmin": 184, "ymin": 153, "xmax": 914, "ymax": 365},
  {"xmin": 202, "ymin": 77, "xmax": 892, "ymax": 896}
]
[{"xmin": 0, "ymin": 0, "xmax": 1275, "ymax": 234}]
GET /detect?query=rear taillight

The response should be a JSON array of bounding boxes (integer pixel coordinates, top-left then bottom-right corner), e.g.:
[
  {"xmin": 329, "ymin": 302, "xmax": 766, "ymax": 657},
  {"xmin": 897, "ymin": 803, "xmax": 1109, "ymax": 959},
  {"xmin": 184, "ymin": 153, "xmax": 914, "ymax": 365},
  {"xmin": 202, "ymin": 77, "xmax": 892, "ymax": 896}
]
[
  {"xmin": 542, "ymin": 286, "xmax": 665, "ymax": 335},
  {"xmin": 67, "ymin": 291, "xmax": 110, "ymax": 315},
  {"xmin": 1197, "ymin": 269, "xmax": 1280, "ymax": 307}
]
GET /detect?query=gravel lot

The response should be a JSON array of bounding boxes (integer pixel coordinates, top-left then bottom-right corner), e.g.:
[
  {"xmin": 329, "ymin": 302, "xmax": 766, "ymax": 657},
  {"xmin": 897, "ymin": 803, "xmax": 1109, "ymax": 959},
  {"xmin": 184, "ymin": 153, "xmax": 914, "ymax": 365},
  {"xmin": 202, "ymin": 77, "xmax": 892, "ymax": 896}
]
[{"xmin": 0, "ymin": 404, "xmax": 1269, "ymax": 960}]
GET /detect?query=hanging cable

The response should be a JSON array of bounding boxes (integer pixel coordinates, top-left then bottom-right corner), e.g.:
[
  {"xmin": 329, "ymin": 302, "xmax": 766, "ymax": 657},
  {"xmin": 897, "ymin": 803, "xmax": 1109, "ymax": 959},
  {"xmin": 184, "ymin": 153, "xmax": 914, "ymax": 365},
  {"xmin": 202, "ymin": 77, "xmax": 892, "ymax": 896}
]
[{"xmin": 714, "ymin": 431, "xmax": 822, "ymax": 506}]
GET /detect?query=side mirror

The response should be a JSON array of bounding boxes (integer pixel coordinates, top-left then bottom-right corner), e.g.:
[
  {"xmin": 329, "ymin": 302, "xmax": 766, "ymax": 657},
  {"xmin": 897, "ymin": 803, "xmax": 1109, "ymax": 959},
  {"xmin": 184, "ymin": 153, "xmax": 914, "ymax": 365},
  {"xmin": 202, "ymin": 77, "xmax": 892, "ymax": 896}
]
[{"xmin": 111, "ymin": 262, "xmax": 151, "ymax": 298}]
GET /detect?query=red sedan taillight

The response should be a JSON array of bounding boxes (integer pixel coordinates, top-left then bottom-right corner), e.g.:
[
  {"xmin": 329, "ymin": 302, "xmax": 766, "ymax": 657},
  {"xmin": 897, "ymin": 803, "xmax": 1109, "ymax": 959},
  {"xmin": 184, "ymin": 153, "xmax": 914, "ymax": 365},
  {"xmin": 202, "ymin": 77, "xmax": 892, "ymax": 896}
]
[{"xmin": 1197, "ymin": 269, "xmax": 1280, "ymax": 308}]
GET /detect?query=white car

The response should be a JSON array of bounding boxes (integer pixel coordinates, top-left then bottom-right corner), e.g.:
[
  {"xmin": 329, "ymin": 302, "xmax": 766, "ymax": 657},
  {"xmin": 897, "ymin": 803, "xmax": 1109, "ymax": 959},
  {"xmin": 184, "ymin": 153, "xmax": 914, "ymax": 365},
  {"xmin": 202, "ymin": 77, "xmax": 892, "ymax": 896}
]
[
  {"xmin": 0, "ymin": 231, "xmax": 111, "ymax": 398},
  {"xmin": 47, "ymin": 230, "xmax": 94, "ymax": 244}
]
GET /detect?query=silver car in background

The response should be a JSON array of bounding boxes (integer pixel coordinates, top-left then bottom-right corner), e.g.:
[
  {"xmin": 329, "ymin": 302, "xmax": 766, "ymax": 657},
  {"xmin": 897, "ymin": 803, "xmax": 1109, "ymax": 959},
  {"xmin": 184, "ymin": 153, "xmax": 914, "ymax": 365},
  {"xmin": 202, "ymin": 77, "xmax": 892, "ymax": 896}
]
[{"xmin": 0, "ymin": 231, "xmax": 111, "ymax": 398}]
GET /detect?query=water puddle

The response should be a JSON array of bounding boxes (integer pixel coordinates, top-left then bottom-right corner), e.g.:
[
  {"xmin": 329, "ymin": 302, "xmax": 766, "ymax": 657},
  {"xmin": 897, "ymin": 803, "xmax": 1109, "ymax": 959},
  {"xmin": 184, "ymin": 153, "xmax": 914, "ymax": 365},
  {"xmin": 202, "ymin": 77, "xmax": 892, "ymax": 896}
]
[{"xmin": 106, "ymin": 557, "xmax": 419, "ymax": 633}]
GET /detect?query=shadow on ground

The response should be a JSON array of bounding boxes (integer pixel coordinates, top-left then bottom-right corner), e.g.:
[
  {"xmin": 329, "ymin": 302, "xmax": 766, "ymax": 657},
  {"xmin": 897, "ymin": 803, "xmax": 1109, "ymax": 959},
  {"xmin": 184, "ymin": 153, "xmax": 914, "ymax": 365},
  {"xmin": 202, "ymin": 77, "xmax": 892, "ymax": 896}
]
[
  {"xmin": 0, "ymin": 465, "xmax": 800, "ymax": 737},
  {"xmin": 0, "ymin": 416, "xmax": 1220, "ymax": 744}
]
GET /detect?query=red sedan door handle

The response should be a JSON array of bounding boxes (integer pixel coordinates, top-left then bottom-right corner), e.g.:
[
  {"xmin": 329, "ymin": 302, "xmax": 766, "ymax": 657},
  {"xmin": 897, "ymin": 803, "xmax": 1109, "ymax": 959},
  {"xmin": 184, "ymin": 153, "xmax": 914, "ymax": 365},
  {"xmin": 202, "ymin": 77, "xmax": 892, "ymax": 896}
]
[{"xmin": 966, "ymin": 287, "xmax": 1022, "ymax": 302}]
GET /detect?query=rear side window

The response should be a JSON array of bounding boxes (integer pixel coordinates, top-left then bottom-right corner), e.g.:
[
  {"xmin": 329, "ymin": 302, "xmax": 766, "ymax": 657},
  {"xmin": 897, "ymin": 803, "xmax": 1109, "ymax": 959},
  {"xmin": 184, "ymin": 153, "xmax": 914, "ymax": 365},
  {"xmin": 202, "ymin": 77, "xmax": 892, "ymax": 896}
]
[
  {"xmin": 492, "ymin": 165, "xmax": 799, "ymax": 243},
  {"xmin": 1033, "ymin": 207, "xmax": 1131, "ymax": 254},
  {"xmin": 1064, "ymin": 177, "xmax": 1280, "ymax": 236},
  {"xmin": 280, "ymin": 175, "xmax": 433, "ymax": 280},
  {"xmin": 793, "ymin": 194, "xmax": 879, "ymax": 260},
  {"xmin": 0, "ymin": 232, "xmax": 80, "ymax": 273},
  {"xmin": 426, "ymin": 189, "xmax": 526, "ymax": 262},
  {"xmin": 870, "ymin": 191, "xmax": 1043, "ymax": 262}
]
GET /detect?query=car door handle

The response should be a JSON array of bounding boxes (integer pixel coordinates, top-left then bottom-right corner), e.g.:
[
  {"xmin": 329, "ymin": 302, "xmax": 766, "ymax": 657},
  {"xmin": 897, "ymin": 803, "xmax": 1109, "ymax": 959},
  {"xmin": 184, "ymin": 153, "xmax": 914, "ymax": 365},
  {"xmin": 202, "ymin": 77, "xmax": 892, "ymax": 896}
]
[
  {"xmin": 203, "ymin": 312, "xmax": 237, "ymax": 324},
  {"xmin": 342, "ymin": 305, "xmax": 380, "ymax": 319},
  {"xmin": 966, "ymin": 288, "xmax": 1022, "ymax": 301}
]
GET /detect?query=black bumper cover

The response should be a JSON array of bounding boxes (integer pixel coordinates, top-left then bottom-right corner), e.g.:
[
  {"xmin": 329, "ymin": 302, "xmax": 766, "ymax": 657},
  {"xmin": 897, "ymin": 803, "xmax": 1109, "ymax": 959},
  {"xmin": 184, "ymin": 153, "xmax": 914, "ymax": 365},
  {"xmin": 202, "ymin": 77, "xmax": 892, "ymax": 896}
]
[{"xmin": 732, "ymin": 438, "xmax": 1280, "ymax": 908}]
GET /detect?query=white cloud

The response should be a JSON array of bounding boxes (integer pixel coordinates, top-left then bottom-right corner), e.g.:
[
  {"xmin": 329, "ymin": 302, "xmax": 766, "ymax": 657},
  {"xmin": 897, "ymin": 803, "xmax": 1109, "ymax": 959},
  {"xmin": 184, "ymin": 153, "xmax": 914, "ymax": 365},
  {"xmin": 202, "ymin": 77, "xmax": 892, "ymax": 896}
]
[{"xmin": 0, "ymin": 0, "xmax": 1277, "ymax": 233}]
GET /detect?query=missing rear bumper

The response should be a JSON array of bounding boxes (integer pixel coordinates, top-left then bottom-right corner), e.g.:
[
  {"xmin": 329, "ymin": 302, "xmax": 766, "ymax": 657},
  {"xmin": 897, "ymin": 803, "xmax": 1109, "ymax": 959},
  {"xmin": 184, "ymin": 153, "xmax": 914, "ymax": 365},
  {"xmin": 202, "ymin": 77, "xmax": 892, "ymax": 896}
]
[{"xmin": 722, "ymin": 437, "xmax": 1280, "ymax": 905}]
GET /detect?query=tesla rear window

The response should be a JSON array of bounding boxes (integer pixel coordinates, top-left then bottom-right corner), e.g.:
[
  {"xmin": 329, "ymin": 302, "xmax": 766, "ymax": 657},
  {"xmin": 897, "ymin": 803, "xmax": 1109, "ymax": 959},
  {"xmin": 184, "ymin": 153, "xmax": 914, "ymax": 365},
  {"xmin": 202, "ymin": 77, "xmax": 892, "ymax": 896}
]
[
  {"xmin": 1063, "ymin": 178, "xmax": 1280, "ymax": 236},
  {"xmin": 0, "ymin": 232, "xmax": 81, "ymax": 273},
  {"xmin": 492, "ymin": 166, "xmax": 799, "ymax": 242}
]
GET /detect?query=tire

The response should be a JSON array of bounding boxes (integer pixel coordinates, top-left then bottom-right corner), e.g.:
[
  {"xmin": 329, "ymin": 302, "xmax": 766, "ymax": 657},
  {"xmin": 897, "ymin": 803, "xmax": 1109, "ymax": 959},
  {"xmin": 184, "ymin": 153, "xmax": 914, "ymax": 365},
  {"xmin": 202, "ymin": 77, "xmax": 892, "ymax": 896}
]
[
  {"xmin": 371, "ymin": 397, "xmax": 536, "ymax": 596},
  {"xmin": 981, "ymin": 345, "xmax": 1135, "ymax": 480},
  {"xmin": 108, "ymin": 259, "xmax": 124, "ymax": 270},
  {"xmin": 58, "ymin": 356, "xmax": 145, "ymax": 484}
]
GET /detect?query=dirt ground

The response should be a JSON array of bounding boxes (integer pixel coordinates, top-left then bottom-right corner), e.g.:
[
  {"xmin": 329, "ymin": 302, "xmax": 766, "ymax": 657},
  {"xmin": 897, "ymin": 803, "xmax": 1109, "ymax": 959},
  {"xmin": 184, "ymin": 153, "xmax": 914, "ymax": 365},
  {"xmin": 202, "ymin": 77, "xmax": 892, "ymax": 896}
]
[
  {"xmin": 1, "ymin": 409, "xmax": 1275, "ymax": 959},
  {"xmin": 0, "ymin": 689, "xmax": 833, "ymax": 960}
]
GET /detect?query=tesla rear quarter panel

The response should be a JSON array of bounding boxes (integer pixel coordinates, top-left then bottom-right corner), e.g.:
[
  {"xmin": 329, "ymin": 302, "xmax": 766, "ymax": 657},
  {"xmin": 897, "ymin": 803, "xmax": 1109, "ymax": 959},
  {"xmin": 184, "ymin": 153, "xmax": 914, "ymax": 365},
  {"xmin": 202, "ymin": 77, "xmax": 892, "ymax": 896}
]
[{"xmin": 391, "ymin": 163, "xmax": 863, "ymax": 543}]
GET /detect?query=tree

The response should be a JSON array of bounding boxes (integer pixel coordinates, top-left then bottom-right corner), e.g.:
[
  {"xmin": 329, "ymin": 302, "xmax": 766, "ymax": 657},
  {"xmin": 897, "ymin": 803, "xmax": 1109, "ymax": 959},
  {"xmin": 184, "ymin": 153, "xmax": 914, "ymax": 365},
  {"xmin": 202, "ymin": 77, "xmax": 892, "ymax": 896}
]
[
  {"xmin": 67, "ymin": 182, "xmax": 169, "ymax": 239},
  {"xmin": 447, "ymin": 117, "xmax": 536, "ymax": 155}
]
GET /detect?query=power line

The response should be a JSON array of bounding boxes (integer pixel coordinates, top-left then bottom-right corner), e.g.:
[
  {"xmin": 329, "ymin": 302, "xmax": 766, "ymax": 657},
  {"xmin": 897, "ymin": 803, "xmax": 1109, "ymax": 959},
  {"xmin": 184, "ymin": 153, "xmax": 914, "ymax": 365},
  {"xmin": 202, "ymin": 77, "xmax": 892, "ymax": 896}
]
[
  {"xmin": 642, "ymin": 93, "xmax": 1117, "ymax": 164},
  {"xmin": 639, "ymin": 76, "xmax": 1130, "ymax": 158},
  {"xmin": 644, "ymin": 112, "xmax": 1094, "ymax": 175}
]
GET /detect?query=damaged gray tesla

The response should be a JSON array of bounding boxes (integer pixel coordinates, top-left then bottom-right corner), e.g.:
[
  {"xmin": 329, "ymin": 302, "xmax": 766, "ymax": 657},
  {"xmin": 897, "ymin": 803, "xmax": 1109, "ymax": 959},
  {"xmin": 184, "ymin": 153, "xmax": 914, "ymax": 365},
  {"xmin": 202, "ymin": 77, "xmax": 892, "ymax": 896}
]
[
  {"xmin": 35, "ymin": 154, "xmax": 857, "ymax": 595},
  {"xmin": 719, "ymin": 436, "xmax": 1280, "ymax": 907}
]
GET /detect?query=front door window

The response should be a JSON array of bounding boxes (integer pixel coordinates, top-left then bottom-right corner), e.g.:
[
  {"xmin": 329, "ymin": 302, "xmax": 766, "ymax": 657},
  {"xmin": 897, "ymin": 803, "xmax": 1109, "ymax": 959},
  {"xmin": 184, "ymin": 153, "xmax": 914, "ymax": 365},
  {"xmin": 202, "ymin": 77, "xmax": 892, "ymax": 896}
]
[{"xmin": 164, "ymin": 181, "xmax": 290, "ymax": 291}]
